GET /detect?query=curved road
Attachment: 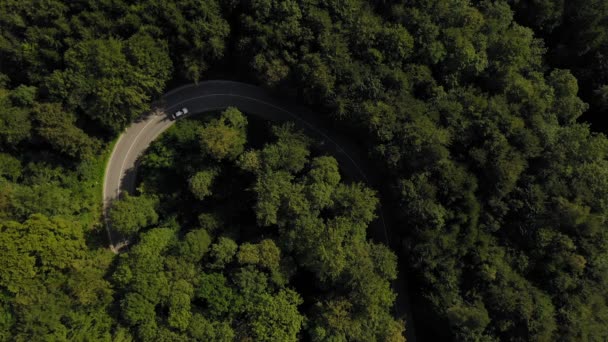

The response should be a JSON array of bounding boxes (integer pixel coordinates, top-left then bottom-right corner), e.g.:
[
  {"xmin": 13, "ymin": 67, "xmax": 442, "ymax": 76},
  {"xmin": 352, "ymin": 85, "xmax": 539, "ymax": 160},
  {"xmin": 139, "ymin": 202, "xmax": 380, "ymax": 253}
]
[{"xmin": 103, "ymin": 80, "xmax": 416, "ymax": 340}]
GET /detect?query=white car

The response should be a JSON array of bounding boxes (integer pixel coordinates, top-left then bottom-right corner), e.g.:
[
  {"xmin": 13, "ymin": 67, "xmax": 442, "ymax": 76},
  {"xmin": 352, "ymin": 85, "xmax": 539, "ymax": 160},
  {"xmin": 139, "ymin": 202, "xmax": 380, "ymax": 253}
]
[{"xmin": 172, "ymin": 107, "xmax": 189, "ymax": 120}]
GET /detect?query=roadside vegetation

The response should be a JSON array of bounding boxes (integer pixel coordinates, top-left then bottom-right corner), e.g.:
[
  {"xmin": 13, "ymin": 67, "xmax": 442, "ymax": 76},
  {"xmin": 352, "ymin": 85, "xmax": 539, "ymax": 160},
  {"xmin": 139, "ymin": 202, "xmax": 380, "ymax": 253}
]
[
  {"xmin": 109, "ymin": 109, "xmax": 403, "ymax": 341},
  {"xmin": 1, "ymin": 0, "xmax": 608, "ymax": 341}
]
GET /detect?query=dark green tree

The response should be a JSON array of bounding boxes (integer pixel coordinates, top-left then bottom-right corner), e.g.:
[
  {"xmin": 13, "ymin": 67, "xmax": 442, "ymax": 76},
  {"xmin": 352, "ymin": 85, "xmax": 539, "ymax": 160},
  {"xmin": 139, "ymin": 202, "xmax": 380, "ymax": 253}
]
[
  {"xmin": 199, "ymin": 107, "xmax": 248, "ymax": 160},
  {"xmin": 109, "ymin": 194, "xmax": 159, "ymax": 236},
  {"xmin": 46, "ymin": 34, "xmax": 171, "ymax": 132}
]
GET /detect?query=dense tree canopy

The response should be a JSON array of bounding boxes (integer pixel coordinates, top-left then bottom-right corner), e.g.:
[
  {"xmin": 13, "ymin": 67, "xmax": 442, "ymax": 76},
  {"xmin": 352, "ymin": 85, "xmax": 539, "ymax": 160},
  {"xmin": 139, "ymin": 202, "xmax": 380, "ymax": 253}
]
[
  {"xmin": 109, "ymin": 194, "xmax": 159, "ymax": 237},
  {"xmin": 509, "ymin": 0, "xmax": 608, "ymax": 130},
  {"xmin": 0, "ymin": 215, "xmax": 113, "ymax": 341},
  {"xmin": 1, "ymin": 0, "xmax": 608, "ymax": 340},
  {"xmin": 229, "ymin": 0, "xmax": 608, "ymax": 340},
  {"xmin": 120, "ymin": 111, "xmax": 404, "ymax": 340},
  {"xmin": 0, "ymin": 87, "xmax": 31, "ymax": 148},
  {"xmin": 199, "ymin": 107, "xmax": 248, "ymax": 161},
  {"xmin": 46, "ymin": 35, "xmax": 172, "ymax": 132}
]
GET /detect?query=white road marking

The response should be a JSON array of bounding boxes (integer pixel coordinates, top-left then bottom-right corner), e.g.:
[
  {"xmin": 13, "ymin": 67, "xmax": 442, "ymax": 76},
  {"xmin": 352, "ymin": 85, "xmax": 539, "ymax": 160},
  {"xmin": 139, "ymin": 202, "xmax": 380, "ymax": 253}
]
[{"xmin": 117, "ymin": 114, "xmax": 160, "ymax": 194}]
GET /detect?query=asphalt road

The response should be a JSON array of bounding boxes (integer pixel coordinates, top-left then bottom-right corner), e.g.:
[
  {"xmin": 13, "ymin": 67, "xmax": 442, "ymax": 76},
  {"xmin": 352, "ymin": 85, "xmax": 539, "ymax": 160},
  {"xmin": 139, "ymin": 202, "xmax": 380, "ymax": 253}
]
[{"xmin": 102, "ymin": 80, "xmax": 416, "ymax": 340}]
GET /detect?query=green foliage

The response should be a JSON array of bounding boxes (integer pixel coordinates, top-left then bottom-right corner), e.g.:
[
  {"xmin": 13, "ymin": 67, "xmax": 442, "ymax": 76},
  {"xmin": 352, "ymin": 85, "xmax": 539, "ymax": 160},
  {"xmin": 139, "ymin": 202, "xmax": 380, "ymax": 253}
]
[
  {"xmin": 0, "ymin": 215, "xmax": 113, "ymax": 341},
  {"xmin": 0, "ymin": 88, "xmax": 31, "ymax": 147},
  {"xmin": 208, "ymin": 237, "xmax": 238, "ymax": 269},
  {"xmin": 121, "ymin": 292, "xmax": 154, "ymax": 326},
  {"xmin": 8, "ymin": 85, "xmax": 36, "ymax": 107},
  {"xmin": 253, "ymin": 170, "xmax": 293, "ymax": 226},
  {"xmin": 260, "ymin": 124, "xmax": 311, "ymax": 173},
  {"xmin": 547, "ymin": 69, "xmax": 589, "ymax": 124},
  {"xmin": 46, "ymin": 35, "xmax": 171, "ymax": 132},
  {"xmin": 198, "ymin": 213, "xmax": 222, "ymax": 234},
  {"xmin": 109, "ymin": 194, "xmax": 159, "ymax": 236},
  {"xmin": 111, "ymin": 117, "xmax": 403, "ymax": 340},
  {"xmin": 0, "ymin": 154, "xmax": 21, "ymax": 181},
  {"xmin": 199, "ymin": 107, "xmax": 248, "ymax": 160},
  {"xmin": 305, "ymin": 156, "xmax": 341, "ymax": 208},
  {"xmin": 241, "ymin": 129, "xmax": 402, "ymax": 339},
  {"xmin": 231, "ymin": 0, "xmax": 608, "ymax": 340},
  {"xmin": 33, "ymin": 102, "xmax": 101, "ymax": 159},
  {"xmin": 447, "ymin": 301, "xmax": 491, "ymax": 340},
  {"xmin": 245, "ymin": 289, "xmax": 304, "ymax": 342},
  {"xmin": 3, "ymin": 0, "xmax": 608, "ymax": 340},
  {"xmin": 197, "ymin": 272, "xmax": 239, "ymax": 317},
  {"xmin": 168, "ymin": 280, "xmax": 194, "ymax": 331},
  {"xmin": 508, "ymin": 0, "xmax": 608, "ymax": 129},
  {"xmin": 188, "ymin": 169, "xmax": 218, "ymax": 200},
  {"xmin": 7, "ymin": 180, "xmax": 76, "ymax": 220},
  {"xmin": 187, "ymin": 314, "xmax": 234, "ymax": 341},
  {"xmin": 139, "ymin": 0, "xmax": 229, "ymax": 82},
  {"xmin": 237, "ymin": 239, "xmax": 285, "ymax": 285},
  {"xmin": 180, "ymin": 229, "xmax": 212, "ymax": 262},
  {"xmin": 237, "ymin": 240, "xmax": 281, "ymax": 272}
]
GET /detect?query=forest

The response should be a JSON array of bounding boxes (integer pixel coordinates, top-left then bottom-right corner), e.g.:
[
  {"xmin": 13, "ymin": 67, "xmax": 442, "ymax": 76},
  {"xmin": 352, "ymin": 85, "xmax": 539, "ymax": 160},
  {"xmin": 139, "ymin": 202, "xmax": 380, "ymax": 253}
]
[{"xmin": 1, "ymin": 0, "xmax": 608, "ymax": 341}]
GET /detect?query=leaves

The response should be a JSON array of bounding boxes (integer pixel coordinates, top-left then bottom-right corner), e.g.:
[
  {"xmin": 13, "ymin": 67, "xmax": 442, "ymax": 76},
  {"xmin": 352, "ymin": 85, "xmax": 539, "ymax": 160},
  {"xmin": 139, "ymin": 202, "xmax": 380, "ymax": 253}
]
[
  {"xmin": 199, "ymin": 107, "xmax": 248, "ymax": 161},
  {"xmin": 109, "ymin": 194, "xmax": 159, "ymax": 236},
  {"xmin": 0, "ymin": 88, "xmax": 31, "ymax": 147},
  {"xmin": 46, "ymin": 34, "xmax": 171, "ymax": 132},
  {"xmin": 188, "ymin": 169, "xmax": 218, "ymax": 200},
  {"xmin": 32, "ymin": 102, "xmax": 100, "ymax": 159}
]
